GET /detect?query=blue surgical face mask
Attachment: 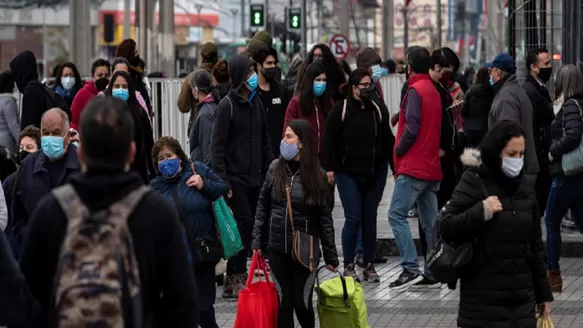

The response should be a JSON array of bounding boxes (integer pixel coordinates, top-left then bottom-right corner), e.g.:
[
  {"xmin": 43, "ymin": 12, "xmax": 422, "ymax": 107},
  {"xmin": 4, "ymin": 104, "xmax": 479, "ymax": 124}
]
[
  {"xmin": 501, "ymin": 157, "xmax": 524, "ymax": 178},
  {"xmin": 313, "ymin": 81, "xmax": 326, "ymax": 97},
  {"xmin": 380, "ymin": 67, "xmax": 389, "ymax": 77},
  {"xmin": 41, "ymin": 135, "xmax": 66, "ymax": 159},
  {"xmin": 158, "ymin": 157, "xmax": 181, "ymax": 179},
  {"xmin": 489, "ymin": 76, "xmax": 495, "ymax": 86},
  {"xmin": 371, "ymin": 64, "xmax": 382, "ymax": 83},
  {"xmin": 61, "ymin": 76, "xmax": 76, "ymax": 90},
  {"xmin": 280, "ymin": 139, "xmax": 300, "ymax": 161},
  {"xmin": 246, "ymin": 72, "xmax": 258, "ymax": 92},
  {"xmin": 112, "ymin": 88, "xmax": 129, "ymax": 101}
]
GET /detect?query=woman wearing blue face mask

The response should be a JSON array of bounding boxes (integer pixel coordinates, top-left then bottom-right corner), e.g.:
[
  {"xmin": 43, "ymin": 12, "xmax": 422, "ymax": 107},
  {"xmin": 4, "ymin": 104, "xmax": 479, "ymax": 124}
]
[
  {"xmin": 150, "ymin": 136, "xmax": 227, "ymax": 328},
  {"xmin": 442, "ymin": 121, "xmax": 552, "ymax": 327},
  {"xmin": 252, "ymin": 119, "xmax": 338, "ymax": 328},
  {"xmin": 53, "ymin": 62, "xmax": 82, "ymax": 106},
  {"xmin": 105, "ymin": 71, "xmax": 155, "ymax": 184}
]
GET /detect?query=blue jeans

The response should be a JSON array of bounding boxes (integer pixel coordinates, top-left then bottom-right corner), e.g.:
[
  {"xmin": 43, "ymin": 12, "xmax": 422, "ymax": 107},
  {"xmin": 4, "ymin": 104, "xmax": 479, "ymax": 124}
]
[
  {"xmin": 388, "ymin": 175, "xmax": 440, "ymax": 277},
  {"xmin": 337, "ymin": 167, "xmax": 387, "ymax": 266},
  {"xmin": 545, "ymin": 174, "xmax": 583, "ymax": 270}
]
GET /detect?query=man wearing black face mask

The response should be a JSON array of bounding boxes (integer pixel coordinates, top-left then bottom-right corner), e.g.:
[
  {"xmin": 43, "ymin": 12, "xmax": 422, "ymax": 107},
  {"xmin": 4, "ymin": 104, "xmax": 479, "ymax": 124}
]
[
  {"xmin": 252, "ymin": 46, "xmax": 291, "ymax": 158},
  {"xmin": 523, "ymin": 48, "xmax": 554, "ymax": 217}
]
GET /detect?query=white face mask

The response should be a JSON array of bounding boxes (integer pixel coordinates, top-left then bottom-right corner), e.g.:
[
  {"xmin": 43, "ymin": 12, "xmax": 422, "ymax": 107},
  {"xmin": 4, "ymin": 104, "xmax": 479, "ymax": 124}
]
[
  {"xmin": 501, "ymin": 157, "xmax": 524, "ymax": 178},
  {"xmin": 61, "ymin": 76, "xmax": 76, "ymax": 90}
]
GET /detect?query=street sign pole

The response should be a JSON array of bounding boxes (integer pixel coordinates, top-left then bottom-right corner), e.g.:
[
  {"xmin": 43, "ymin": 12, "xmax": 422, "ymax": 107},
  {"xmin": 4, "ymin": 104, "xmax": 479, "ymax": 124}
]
[
  {"xmin": 328, "ymin": 34, "xmax": 350, "ymax": 61},
  {"xmin": 301, "ymin": 0, "xmax": 307, "ymax": 55}
]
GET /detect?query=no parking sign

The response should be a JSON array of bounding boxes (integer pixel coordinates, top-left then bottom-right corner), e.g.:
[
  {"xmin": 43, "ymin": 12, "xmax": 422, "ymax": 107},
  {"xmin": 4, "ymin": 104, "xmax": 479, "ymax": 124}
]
[{"xmin": 328, "ymin": 34, "xmax": 350, "ymax": 60}]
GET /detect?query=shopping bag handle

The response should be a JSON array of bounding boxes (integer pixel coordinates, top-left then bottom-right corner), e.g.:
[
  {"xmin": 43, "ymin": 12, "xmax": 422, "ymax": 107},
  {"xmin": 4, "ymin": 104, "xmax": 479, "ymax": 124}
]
[
  {"xmin": 314, "ymin": 265, "xmax": 350, "ymax": 307},
  {"xmin": 246, "ymin": 253, "xmax": 271, "ymax": 286}
]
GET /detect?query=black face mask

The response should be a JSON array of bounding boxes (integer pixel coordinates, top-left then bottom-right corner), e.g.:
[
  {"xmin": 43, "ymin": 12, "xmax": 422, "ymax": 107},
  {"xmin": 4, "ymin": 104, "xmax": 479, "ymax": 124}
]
[
  {"xmin": 262, "ymin": 67, "xmax": 278, "ymax": 82},
  {"xmin": 17, "ymin": 150, "xmax": 31, "ymax": 166},
  {"xmin": 313, "ymin": 57, "xmax": 323, "ymax": 64},
  {"xmin": 359, "ymin": 86, "xmax": 376, "ymax": 101},
  {"xmin": 538, "ymin": 67, "xmax": 552, "ymax": 83},
  {"xmin": 95, "ymin": 77, "xmax": 109, "ymax": 91}
]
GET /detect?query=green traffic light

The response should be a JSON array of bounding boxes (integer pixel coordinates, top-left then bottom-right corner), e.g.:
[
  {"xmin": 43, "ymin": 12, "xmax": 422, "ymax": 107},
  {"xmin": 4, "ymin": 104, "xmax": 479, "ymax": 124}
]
[
  {"xmin": 291, "ymin": 15, "xmax": 299, "ymax": 28},
  {"xmin": 254, "ymin": 12, "xmax": 261, "ymax": 24}
]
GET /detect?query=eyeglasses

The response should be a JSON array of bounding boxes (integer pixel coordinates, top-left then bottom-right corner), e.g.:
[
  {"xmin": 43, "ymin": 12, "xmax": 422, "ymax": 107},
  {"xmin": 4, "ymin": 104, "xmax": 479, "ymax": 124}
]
[{"xmin": 357, "ymin": 82, "xmax": 372, "ymax": 88}]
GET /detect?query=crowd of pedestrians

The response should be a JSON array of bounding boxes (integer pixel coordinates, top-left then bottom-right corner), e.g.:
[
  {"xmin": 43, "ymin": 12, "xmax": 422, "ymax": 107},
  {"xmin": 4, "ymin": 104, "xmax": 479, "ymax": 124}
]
[{"xmin": 0, "ymin": 29, "xmax": 575, "ymax": 328}]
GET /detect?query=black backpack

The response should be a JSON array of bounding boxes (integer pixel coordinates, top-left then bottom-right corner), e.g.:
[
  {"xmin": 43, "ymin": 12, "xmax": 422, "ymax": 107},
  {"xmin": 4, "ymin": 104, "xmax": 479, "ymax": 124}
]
[{"xmin": 28, "ymin": 81, "xmax": 72, "ymax": 122}]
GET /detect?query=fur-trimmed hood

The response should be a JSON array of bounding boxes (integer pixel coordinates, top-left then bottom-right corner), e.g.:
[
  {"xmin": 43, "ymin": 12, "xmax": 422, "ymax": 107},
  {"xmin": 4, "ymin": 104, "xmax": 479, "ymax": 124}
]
[{"xmin": 460, "ymin": 148, "xmax": 482, "ymax": 168}]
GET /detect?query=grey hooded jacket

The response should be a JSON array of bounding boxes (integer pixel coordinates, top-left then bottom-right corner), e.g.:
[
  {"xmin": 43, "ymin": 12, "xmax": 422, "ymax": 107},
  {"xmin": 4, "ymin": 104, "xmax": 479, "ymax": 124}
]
[{"xmin": 0, "ymin": 94, "xmax": 19, "ymax": 154}]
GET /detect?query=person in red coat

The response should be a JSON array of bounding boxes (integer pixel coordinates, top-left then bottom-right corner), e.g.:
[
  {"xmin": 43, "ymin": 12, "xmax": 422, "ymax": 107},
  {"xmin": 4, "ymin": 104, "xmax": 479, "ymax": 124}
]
[
  {"xmin": 388, "ymin": 46, "xmax": 443, "ymax": 290},
  {"xmin": 70, "ymin": 59, "xmax": 110, "ymax": 129}
]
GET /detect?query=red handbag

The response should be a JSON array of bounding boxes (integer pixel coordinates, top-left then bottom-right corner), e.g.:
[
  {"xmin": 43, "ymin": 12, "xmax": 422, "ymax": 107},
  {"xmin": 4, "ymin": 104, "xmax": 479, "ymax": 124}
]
[{"xmin": 233, "ymin": 254, "xmax": 279, "ymax": 328}]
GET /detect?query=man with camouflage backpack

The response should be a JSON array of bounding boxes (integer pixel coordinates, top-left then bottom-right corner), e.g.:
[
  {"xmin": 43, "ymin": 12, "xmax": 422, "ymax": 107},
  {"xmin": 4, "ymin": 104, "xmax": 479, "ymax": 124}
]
[{"xmin": 20, "ymin": 96, "xmax": 198, "ymax": 327}]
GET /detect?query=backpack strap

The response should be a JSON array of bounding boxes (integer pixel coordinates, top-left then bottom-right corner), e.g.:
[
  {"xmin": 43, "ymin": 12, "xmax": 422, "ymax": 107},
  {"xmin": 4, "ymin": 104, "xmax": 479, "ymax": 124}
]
[
  {"xmin": 226, "ymin": 95, "xmax": 234, "ymax": 119},
  {"xmin": 52, "ymin": 184, "xmax": 87, "ymax": 225},
  {"xmin": 341, "ymin": 99, "xmax": 382, "ymax": 122},
  {"xmin": 341, "ymin": 99, "xmax": 347, "ymax": 122}
]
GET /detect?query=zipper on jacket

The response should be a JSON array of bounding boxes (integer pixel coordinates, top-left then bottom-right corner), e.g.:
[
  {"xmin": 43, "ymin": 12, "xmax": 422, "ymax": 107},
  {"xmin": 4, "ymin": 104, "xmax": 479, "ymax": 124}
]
[
  {"xmin": 284, "ymin": 172, "xmax": 299, "ymax": 253},
  {"xmin": 315, "ymin": 102, "xmax": 321, "ymax": 153}
]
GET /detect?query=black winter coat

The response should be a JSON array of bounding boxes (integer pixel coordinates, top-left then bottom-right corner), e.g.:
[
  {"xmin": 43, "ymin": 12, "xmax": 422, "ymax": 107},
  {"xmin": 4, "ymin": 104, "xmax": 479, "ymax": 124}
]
[
  {"xmin": 440, "ymin": 149, "xmax": 553, "ymax": 328},
  {"xmin": 462, "ymin": 84, "xmax": 494, "ymax": 133},
  {"xmin": 549, "ymin": 98, "xmax": 583, "ymax": 176},
  {"xmin": 523, "ymin": 75, "xmax": 554, "ymax": 157},
  {"xmin": 251, "ymin": 159, "xmax": 339, "ymax": 267}
]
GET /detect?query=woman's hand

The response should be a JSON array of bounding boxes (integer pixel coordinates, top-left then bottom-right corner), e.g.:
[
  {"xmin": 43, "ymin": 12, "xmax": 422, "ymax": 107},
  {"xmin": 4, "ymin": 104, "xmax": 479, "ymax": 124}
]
[
  {"xmin": 326, "ymin": 264, "xmax": 337, "ymax": 272},
  {"xmin": 326, "ymin": 171, "xmax": 334, "ymax": 185},
  {"xmin": 252, "ymin": 248, "xmax": 261, "ymax": 256},
  {"xmin": 483, "ymin": 196, "xmax": 503, "ymax": 221},
  {"xmin": 186, "ymin": 174, "xmax": 204, "ymax": 190},
  {"xmin": 537, "ymin": 302, "xmax": 551, "ymax": 318}
]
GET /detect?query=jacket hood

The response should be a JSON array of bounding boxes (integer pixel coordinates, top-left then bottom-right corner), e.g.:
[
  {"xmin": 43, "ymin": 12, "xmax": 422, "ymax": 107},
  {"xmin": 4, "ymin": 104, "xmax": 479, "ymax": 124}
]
[
  {"xmin": 227, "ymin": 55, "xmax": 253, "ymax": 90},
  {"xmin": 215, "ymin": 82, "xmax": 231, "ymax": 99},
  {"xmin": 460, "ymin": 148, "xmax": 482, "ymax": 168},
  {"xmin": 9, "ymin": 51, "xmax": 39, "ymax": 93},
  {"xmin": 68, "ymin": 171, "xmax": 145, "ymax": 212}
]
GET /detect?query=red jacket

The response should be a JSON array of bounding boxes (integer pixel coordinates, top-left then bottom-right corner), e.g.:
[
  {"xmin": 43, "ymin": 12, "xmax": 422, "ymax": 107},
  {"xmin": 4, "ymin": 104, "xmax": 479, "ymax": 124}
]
[
  {"xmin": 283, "ymin": 95, "xmax": 328, "ymax": 154},
  {"xmin": 394, "ymin": 74, "xmax": 442, "ymax": 181},
  {"xmin": 70, "ymin": 80, "xmax": 98, "ymax": 129}
]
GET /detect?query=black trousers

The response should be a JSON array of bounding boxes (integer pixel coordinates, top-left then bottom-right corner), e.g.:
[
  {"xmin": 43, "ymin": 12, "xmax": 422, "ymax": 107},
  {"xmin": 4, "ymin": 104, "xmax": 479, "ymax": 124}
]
[
  {"xmin": 226, "ymin": 182, "xmax": 260, "ymax": 275},
  {"xmin": 269, "ymin": 250, "xmax": 315, "ymax": 328},
  {"xmin": 195, "ymin": 263, "xmax": 219, "ymax": 328}
]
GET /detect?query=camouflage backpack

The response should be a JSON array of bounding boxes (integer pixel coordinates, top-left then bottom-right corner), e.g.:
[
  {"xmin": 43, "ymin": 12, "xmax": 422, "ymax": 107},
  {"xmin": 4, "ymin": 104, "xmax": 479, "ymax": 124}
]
[{"xmin": 51, "ymin": 184, "xmax": 148, "ymax": 328}]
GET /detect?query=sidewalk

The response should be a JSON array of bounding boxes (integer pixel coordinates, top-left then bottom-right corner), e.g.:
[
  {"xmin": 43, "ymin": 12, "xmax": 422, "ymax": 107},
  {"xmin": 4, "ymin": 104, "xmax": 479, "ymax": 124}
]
[{"xmin": 214, "ymin": 257, "xmax": 583, "ymax": 328}]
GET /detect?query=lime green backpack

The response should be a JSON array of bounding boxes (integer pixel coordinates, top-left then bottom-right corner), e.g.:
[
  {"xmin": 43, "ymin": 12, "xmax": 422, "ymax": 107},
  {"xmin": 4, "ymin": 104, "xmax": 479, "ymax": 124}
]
[{"xmin": 315, "ymin": 267, "xmax": 369, "ymax": 328}]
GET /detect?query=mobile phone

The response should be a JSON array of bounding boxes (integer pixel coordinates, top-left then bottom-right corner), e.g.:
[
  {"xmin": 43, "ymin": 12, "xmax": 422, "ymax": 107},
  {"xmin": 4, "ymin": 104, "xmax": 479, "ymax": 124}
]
[{"xmin": 447, "ymin": 100, "xmax": 464, "ymax": 110}]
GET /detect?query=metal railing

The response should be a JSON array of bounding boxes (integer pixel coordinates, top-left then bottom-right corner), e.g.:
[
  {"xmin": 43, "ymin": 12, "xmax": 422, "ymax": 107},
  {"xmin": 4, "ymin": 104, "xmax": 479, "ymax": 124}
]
[{"xmin": 148, "ymin": 74, "xmax": 406, "ymax": 150}]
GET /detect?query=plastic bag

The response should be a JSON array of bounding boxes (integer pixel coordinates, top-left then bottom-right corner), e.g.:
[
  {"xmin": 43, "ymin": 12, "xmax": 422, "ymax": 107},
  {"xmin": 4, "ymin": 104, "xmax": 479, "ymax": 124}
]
[
  {"xmin": 537, "ymin": 316, "xmax": 554, "ymax": 328},
  {"xmin": 233, "ymin": 254, "xmax": 278, "ymax": 328},
  {"xmin": 213, "ymin": 196, "xmax": 243, "ymax": 258}
]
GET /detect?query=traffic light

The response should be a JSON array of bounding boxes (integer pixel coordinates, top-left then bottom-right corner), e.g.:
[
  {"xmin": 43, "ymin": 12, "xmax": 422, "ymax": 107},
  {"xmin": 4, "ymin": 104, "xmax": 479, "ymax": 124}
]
[
  {"xmin": 288, "ymin": 8, "xmax": 301, "ymax": 30},
  {"xmin": 250, "ymin": 4, "xmax": 265, "ymax": 28}
]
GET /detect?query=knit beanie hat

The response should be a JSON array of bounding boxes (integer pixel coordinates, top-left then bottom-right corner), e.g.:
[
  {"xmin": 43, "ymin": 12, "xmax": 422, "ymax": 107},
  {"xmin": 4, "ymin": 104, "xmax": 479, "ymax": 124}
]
[
  {"xmin": 246, "ymin": 30, "xmax": 273, "ymax": 48},
  {"xmin": 356, "ymin": 47, "xmax": 382, "ymax": 69}
]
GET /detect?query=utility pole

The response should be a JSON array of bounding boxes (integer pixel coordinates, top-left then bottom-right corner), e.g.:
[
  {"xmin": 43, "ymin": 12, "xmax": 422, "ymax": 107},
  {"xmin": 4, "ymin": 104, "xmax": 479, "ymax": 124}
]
[
  {"xmin": 403, "ymin": 3, "xmax": 409, "ymax": 51},
  {"xmin": 137, "ymin": 0, "xmax": 147, "ymax": 63},
  {"xmin": 70, "ymin": 0, "xmax": 91, "ymax": 76},
  {"xmin": 339, "ymin": 0, "xmax": 349, "ymax": 42},
  {"xmin": 301, "ymin": 0, "xmax": 307, "ymax": 54},
  {"xmin": 241, "ymin": 0, "xmax": 245, "ymax": 37},
  {"xmin": 160, "ymin": 0, "xmax": 175, "ymax": 76},
  {"xmin": 382, "ymin": 0, "xmax": 394, "ymax": 59},
  {"xmin": 436, "ymin": 0, "xmax": 442, "ymax": 48},
  {"xmin": 124, "ymin": 0, "xmax": 131, "ymax": 39},
  {"xmin": 231, "ymin": 9, "xmax": 238, "ymax": 42}
]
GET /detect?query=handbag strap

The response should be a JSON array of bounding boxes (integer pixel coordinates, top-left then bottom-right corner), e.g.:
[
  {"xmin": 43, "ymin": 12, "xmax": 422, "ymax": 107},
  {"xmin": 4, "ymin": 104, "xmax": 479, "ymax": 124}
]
[
  {"xmin": 314, "ymin": 266, "xmax": 350, "ymax": 307},
  {"xmin": 246, "ymin": 253, "xmax": 271, "ymax": 285},
  {"xmin": 285, "ymin": 184, "xmax": 295, "ymax": 233}
]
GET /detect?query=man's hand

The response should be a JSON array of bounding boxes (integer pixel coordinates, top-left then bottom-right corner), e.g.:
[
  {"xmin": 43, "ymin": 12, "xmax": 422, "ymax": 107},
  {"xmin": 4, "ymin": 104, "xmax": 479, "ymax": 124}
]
[
  {"xmin": 326, "ymin": 171, "xmax": 334, "ymax": 185},
  {"xmin": 186, "ymin": 174, "xmax": 204, "ymax": 190},
  {"xmin": 326, "ymin": 264, "xmax": 337, "ymax": 272},
  {"xmin": 548, "ymin": 152, "xmax": 554, "ymax": 162},
  {"xmin": 227, "ymin": 188, "xmax": 233, "ymax": 198}
]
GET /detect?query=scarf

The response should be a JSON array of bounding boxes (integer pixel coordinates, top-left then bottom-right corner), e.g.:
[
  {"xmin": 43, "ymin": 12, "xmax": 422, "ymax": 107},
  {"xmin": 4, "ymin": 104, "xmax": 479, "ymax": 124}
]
[
  {"xmin": 55, "ymin": 85, "xmax": 75, "ymax": 101},
  {"xmin": 553, "ymin": 94, "xmax": 564, "ymax": 115}
]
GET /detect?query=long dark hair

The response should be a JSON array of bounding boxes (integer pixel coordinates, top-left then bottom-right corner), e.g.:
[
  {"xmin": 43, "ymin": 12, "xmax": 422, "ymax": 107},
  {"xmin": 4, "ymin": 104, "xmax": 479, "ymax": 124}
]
[
  {"xmin": 105, "ymin": 71, "xmax": 144, "ymax": 140},
  {"xmin": 272, "ymin": 119, "xmax": 328, "ymax": 207},
  {"xmin": 55, "ymin": 62, "xmax": 82, "ymax": 91},
  {"xmin": 295, "ymin": 44, "xmax": 346, "ymax": 95},
  {"xmin": 480, "ymin": 120, "xmax": 525, "ymax": 175},
  {"xmin": 299, "ymin": 62, "xmax": 331, "ymax": 116}
]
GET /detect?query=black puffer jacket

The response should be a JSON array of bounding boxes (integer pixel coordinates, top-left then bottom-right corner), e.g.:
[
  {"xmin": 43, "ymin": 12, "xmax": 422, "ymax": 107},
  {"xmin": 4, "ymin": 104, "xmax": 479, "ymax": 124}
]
[
  {"xmin": 549, "ymin": 98, "xmax": 583, "ymax": 176},
  {"xmin": 440, "ymin": 149, "xmax": 553, "ymax": 328},
  {"xmin": 462, "ymin": 83, "xmax": 494, "ymax": 133},
  {"xmin": 251, "ymin": 159, "xmax": 338, "ymax": 267}
]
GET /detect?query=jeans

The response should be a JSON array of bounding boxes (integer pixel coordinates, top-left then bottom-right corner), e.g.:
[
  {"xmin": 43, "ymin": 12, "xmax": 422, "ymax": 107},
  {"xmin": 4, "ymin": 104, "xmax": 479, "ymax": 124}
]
[
  {"xmin": 545, "ymin": 174, "xmax": 583, "ymax": 270},
  {"xmin": 226, "ymin": 182, "xmax": 261, "ymax": 275},
  {"xmin": 195, "ymin": 263, "xmax": 219, "ymax": 328},
  {"xmin": 269, "ymin": 250, "xmax": 314, "ymax": 328},
  {"xmin": 388, "ymin": 174, "xmax": 440, "ymax": 277},
  {"xmin": 336, "ymin": 166, "xmax": 387, "ymax": 266}
]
